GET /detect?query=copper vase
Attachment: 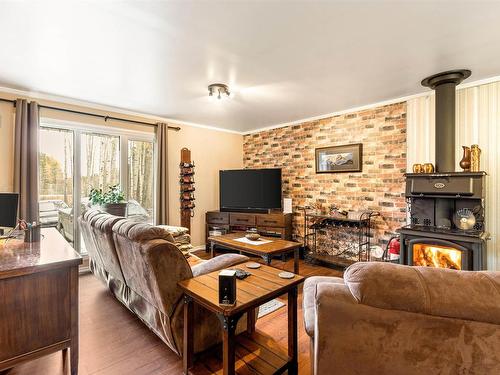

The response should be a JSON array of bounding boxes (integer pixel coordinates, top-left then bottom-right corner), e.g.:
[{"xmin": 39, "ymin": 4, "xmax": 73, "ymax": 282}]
[
  {"xmin": 470, "ymin": 144, "xmax": 481, "ymax": 172},
  {"xmin": 459, "ymin": 146, "xmax": 471, "ymax": 172}
]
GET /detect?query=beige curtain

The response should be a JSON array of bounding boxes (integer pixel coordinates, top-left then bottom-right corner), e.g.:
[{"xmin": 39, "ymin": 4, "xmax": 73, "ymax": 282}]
[
  {"xmin": 407, "ymin": 81, "xmax": 500, "ymax": 271},
  {"xmin": 14, "ymin": 99, "xmax": 40, "ymax": 223},
  {"xmin": 155, "ymin": 122, "xmax": 169, "ymax": 224}
]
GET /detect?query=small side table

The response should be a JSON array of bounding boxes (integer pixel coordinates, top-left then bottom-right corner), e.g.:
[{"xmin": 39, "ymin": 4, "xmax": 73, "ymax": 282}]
[{"xmin": 178, "ymin": 263, "xmax": 304, "ymax": 375}]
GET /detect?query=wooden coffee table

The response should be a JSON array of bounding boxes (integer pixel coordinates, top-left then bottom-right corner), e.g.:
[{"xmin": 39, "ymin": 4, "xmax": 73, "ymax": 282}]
[
  {"xmin": 178, "ymin": 263, "xmax": 304, "ymax": 375},
  {"xmin": 209, "ymin": 233, "xmax": 302, "ymax": 274}
]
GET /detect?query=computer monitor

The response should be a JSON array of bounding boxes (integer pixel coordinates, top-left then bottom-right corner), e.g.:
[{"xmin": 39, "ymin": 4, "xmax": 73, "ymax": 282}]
[{"xmin": 0, "ymin": 193, "xmax": 19, "ymax": 230}]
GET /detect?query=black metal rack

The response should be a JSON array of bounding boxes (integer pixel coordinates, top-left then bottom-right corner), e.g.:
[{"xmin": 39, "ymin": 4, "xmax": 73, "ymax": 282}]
[{"xmin": 302, "ymin": 209, "xmax": 379, "ymax": 268}]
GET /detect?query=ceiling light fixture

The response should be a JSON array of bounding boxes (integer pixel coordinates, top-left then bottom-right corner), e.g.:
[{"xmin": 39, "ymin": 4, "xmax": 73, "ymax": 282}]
[{"xmin": 208, "ymin": 83, "xmax": 230, "ymax": 100}]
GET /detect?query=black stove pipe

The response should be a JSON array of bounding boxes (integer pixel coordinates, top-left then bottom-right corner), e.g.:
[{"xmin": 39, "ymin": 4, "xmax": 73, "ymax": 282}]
[{"xmin": 421, "ymin": 69, "xmax": 471, "ymax": 172}]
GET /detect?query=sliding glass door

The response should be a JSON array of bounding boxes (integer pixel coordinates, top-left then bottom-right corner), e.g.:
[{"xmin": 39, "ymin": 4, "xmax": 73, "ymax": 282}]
[{"xmin": 39, "ymin": 122, "xmax": 155, "ymax": 254}]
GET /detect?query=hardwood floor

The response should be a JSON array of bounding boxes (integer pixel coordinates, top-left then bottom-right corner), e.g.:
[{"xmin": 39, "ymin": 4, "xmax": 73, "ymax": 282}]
[{"xmin": 2, "ymin": 255, "xmax": 342, "ymax": 375}]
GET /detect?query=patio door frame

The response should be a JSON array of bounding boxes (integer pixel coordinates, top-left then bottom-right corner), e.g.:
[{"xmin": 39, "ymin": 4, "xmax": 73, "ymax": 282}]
[{"xmin": 40, "ymin": 118, "xmax": 156, "ymax": 254}]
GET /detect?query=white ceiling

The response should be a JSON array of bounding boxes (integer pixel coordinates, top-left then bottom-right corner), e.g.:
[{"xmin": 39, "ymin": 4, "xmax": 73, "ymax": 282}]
[{"xmin": 1, "ymin": 1, "xmax": 500, "ymax": 133}]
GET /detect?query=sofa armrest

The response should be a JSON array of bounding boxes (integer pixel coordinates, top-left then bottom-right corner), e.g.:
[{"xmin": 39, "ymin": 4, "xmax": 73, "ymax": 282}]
[
  {"xmin": 344, "ymin": 262, "xmax": 500, "ymax": 325},
  {"xmin": 191, "ymin": 253, "xmax": 249, "ymax": 277},
  {"xmin": 313, "ymin": 282, "xmax": 357, "ymax": 374},
  {"xmin": 303, "ymin": 276, "xmax": 344, "ymax": 337}
]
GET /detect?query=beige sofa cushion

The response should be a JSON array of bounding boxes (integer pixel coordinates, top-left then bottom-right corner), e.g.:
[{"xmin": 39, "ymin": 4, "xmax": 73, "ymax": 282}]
[
  {"xmin": 115, "ymin": 220, "xmax": 175, "ymax": 244},
  {"xmin": 344, "ymin": 262, "xmax": 500, "ymax": 325},
  {"xmin": 157, "ymin": 225, "xmax": 189, "ymax": 237}
]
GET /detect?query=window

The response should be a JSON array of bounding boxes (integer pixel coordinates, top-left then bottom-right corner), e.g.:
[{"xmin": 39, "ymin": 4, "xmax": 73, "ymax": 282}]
[{"xmin": 39, "ymin": 120, "xmax": 155, "ymax": 254}]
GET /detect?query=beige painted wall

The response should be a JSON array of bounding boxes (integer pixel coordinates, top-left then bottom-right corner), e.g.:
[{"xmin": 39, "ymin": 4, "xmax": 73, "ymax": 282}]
[
  {"xmin": 168, "ymin": 126, "xmax": 243, "ymax": 246},
  {"xmin": 0, "ymin": 91, "xmax": 243, "ymax": 246}
]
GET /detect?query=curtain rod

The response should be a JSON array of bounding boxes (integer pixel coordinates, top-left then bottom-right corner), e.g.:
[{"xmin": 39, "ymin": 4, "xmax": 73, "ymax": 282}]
[{"xmin": 0, "ymin": 97, "xmax": 181, "ymax": 131}]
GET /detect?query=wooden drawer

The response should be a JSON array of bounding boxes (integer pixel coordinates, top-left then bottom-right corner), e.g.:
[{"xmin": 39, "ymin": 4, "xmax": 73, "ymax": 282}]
[
  {"xmin": 256, "ymin": 214, "xmax": 285, "ymax": 228},
  {"xmin": 206, "ymin": 211, "xmax": 229, "ymax": 225},
  {"xmin": 230, "ymin": 213, "xmax": 256, "ymax": 226}
]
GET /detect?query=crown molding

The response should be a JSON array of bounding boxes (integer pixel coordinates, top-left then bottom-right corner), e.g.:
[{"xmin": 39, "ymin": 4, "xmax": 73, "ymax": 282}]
[
  {"xmin": 0, "ymin": 85, "xmax": 241, "ymax": 135},
  {"xmin": 458, "ymin": 74, "xmax": 500, "ymax": 89},
  {"xmin": 243, "ymin": 74, "xmax": 500, "ymax": 135}
]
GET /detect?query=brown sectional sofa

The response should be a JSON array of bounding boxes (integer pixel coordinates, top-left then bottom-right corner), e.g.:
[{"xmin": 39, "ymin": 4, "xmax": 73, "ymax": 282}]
[
  {"xmin": 79, "ymin": 209, "xmax": 249, "ymax": 356},
  {"xmin": 303, "ymin": 262, "xmax": 500, "ymax": 375}
]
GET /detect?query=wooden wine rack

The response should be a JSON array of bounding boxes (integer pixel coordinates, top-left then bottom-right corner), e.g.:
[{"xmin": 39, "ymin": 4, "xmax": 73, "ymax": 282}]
[{"xmin": 180, "ymin": 148, "xmax": 195, "ymax": 233}]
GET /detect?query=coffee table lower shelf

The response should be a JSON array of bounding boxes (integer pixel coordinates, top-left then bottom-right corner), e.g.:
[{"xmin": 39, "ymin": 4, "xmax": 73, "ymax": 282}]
[
  {"xmin": 307, "ymin": 252, "xmax": 356, "ymax": 268},
  {"xmin": 195, "ymin": 331, "xmax": 290, "ymax": 375}
]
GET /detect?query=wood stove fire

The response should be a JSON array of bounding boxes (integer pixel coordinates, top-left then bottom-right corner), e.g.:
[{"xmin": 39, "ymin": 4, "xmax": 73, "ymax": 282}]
[{"xmin": 409, "ymin": 239, "xmax": 470, "ymax": 270}]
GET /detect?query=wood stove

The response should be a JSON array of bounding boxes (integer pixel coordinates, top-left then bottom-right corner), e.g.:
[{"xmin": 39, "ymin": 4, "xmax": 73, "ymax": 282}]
[
  {"xmin": 399, "ymin": 172, "xmax": 488, "ymax": 271},
  {"xmin": 398, "ymin": 70, "xmax": 489, "ymax": 271}
]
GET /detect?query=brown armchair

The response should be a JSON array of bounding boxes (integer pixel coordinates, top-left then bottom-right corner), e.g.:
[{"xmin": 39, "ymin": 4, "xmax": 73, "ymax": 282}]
[
  {"xmin": 303, "ymin": 262, "xmax": 500, "ymax": 375},
  {"xmin": 80, "ymin": 209, "xmax": 250, "ymax": 356}
]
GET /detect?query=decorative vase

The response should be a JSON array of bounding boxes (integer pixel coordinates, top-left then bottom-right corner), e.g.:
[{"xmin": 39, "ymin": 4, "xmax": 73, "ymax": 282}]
[
  {"xmin": 102, "ymin": 202, "xmax": 128, "ymax": 217},
  {"xmin": 459, "ymin": 146, "xmax": 471, "ymax": 172},
  {"xmin": 412, "ymin": 164, "xmax": 424, "ymax": 173},
  {"xmin": 423, "ymin": 163, "xmax": 434, "ymax": 173},
  {"xmin": 470, "ymin": 144, "xmax": 481, "ymax": 172}
]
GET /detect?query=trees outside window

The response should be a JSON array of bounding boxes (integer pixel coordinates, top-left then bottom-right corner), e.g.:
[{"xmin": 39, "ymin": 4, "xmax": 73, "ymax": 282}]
[{"xmin": 129, "ymin": 140, "xmax": 154, "ymax": 220}]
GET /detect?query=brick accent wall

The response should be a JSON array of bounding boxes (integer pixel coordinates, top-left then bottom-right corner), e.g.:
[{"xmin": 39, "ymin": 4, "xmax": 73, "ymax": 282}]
[{"xmin": 243, "ymin": 102, "xmax": 407, "ymax": 247}]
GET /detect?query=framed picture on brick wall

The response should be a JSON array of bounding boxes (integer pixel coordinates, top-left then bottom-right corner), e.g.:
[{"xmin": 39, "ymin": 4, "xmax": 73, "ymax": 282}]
[{"xmin": 315, "ymin": 143, "xmax": 363, "ymax": 173}]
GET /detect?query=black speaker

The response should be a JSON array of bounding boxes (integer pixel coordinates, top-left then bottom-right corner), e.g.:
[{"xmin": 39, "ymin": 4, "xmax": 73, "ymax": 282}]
[{"xmin": 219, "ymin": 270, "xmax": 237, "ymax": 306}]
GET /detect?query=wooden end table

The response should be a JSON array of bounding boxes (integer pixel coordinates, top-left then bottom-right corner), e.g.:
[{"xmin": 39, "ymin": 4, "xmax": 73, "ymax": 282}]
[
  {"xmin": 209, "ymin": 233, "xmax": 302, "ymax": 274},
  {"xmin": 178, "ymin": 263, "xmax": 304, "ymax": 375}
]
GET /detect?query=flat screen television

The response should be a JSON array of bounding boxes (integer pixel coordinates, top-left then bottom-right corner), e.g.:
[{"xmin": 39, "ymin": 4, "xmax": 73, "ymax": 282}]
[{"xmin": 219, "ymin": 169, "xmax": 282, "ymax": 212}]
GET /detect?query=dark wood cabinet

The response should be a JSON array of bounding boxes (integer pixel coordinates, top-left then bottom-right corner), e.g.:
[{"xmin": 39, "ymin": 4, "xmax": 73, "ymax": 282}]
[
  {"xmin": 206, "ymin": 211, "xmax": 230, "ymax": 225},
  {"xmin": 229, "ymin": 213, "xmax": 256, "ymax": 226},
  {"xmin": 205, "ymin": 211, "xmax": 292, "ymax": 249},
  {"xmin": 256, "ymin": 214, "xmax": 286, "ymax": 227},
  {"xmin": 0, "ymin": 229, "xmax": 82, "ymax": 374}
]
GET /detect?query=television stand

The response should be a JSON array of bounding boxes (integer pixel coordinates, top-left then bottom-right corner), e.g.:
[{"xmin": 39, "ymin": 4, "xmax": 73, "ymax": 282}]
[{"xmin": 205, "ymin": 210, "xmax": 293, "ymax": 251}]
